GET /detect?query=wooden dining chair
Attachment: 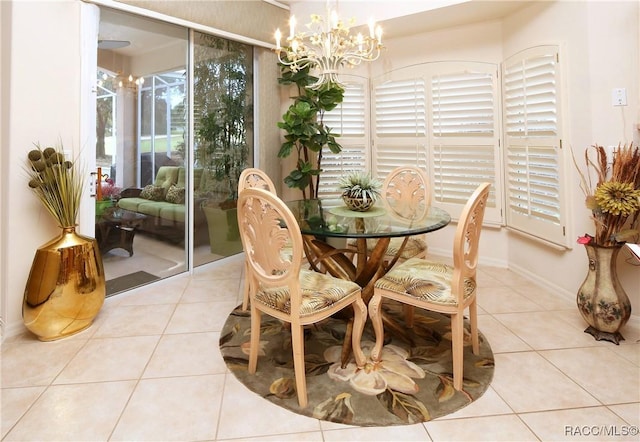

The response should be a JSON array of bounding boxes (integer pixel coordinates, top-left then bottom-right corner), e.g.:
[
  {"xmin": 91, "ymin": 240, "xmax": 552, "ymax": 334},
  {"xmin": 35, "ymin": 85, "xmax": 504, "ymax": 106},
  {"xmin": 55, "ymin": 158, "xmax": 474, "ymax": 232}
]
[
  {"xmin": 238, "ymin": 167, "xmax": 277, "ymax": 195},
  {"xmin": 368, "ymin": 182, "xmax": 491, "ymax": 391},
  {"xmin": 237, "ymin": 187, "xmax": 367, "ymax": 408},
  {"xmin": 237, "ymin": 168, "xmax": 277, "ymax": 311},
  {"xmin": 347, "ymin": 166, "xmax": 431, "ymax": 262}
]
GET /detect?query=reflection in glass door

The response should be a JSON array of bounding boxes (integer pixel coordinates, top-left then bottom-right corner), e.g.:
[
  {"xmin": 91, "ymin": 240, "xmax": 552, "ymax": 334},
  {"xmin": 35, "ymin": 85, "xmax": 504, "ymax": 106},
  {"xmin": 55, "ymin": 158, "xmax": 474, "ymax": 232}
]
[
  {"xmin": 95, "ymin": 7, "xmax": 254, "ymax": 296},
  {"xmin": 192, "ymin": 32, "xmax": 254, "ymax": 267},
  {"xmin": 96, "ymin": 8, "xmax": 189, "ymax": 296}
]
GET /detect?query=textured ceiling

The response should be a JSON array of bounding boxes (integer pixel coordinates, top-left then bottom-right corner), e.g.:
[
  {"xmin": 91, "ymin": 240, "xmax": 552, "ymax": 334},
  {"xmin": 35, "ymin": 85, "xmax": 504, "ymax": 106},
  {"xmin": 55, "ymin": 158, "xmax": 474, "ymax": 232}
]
[{"xmin": 98, "ymin": 1, "xmax": 532, "ymax": 57}]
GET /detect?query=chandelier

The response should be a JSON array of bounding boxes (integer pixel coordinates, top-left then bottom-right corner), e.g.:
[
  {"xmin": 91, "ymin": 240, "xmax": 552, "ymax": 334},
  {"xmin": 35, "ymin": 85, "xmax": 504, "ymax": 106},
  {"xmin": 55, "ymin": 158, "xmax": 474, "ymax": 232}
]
[
  {"xmin": 97, "ymin": 72, "xmax": 144, "ymax": 91},
  {"xmin": 274, "ymin": 2, "xmax": 383, "ymax": 90}
]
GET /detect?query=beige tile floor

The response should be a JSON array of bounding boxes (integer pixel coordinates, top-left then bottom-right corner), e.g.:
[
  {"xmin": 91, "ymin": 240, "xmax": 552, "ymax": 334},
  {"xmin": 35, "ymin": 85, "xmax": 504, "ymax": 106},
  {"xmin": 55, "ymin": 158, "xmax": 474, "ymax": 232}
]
[{"xmin": 2, "ymin": 254, "xmax": 639, "ymax": 441}]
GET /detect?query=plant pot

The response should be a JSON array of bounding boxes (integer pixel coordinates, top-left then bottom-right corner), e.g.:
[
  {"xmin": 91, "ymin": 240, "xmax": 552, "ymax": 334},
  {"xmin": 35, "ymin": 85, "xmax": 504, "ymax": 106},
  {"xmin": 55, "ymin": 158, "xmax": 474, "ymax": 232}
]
[
  {"xmin": 342, "ymin": 195, "xmax": 375, "ymax": 212},
  {"xmin": 96, "ymin": 199, "xmax": 113, "ymax": 217},
  {"xmin": 576, "ymin": 243, "xmax": 632, "ymax": 344},
  {"xmin": 23, "ymin": 226, "xmax": 106, "ymax": 341},
  {"xmin": 202, "ymin": 205, "xmax": 243, "ymax": 256}
]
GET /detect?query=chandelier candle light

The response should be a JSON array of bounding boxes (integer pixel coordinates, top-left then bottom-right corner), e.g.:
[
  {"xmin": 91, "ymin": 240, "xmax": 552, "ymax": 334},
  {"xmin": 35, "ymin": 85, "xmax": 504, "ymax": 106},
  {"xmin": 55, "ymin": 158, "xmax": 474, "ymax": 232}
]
[{"xmin": 274, "ymin": 3, "xmax": 383, "ymax": 89}]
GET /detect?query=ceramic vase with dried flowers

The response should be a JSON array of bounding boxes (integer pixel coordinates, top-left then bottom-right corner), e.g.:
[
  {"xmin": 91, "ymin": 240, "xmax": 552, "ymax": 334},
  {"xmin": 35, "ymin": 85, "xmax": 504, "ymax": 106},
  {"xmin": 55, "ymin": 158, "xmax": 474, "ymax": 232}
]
[
  {"xmin": 23, "ymin": 144, "xmax": 105, "ymax": 341},
  {"xmin": 573, "ymin": 143, "xmax": 639, "ymax": 344}
]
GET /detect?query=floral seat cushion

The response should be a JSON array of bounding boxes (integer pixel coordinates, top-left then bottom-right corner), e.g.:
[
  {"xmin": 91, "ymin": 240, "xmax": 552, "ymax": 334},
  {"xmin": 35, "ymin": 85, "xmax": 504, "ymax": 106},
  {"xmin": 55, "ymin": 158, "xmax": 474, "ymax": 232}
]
[
  {"xmin": 374, "ymin": 258, "xmax": 476, "ymax": 305},
  {"xmin": 255, "ymin": 269, "xmax": 360, "ymax": 317}
]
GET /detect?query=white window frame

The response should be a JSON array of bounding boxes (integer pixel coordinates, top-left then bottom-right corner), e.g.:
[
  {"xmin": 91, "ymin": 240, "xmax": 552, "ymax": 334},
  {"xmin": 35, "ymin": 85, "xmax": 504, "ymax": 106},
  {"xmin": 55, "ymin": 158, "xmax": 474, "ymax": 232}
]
[{"xmin": 318, "ymin": 48, "xmax": 569, "ymax": 247}]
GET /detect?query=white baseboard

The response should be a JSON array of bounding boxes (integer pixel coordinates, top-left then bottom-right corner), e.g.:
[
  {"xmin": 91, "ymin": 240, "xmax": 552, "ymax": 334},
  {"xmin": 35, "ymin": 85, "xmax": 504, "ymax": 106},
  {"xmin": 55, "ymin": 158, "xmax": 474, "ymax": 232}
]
[
  {"xmin": 1, "ymin": 321, "xmax": 27, "ymax": 343},
  {"xmin": 428, "ymin": 247, "xmax": 508, "ymax": 269}
]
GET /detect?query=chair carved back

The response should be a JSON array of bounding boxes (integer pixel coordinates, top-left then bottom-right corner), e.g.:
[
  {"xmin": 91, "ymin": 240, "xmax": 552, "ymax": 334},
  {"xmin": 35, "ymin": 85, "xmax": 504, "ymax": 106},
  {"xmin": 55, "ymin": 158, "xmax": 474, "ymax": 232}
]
[
  {"xmin": 452, "ymin": 183, "xmax": 491, "ymax": 301},
  {"xmin": 237, "ymin": 188, "xmax": 304, "ymax": 315},
  {"xmin": 238, "ymin": 168, "xmax": 277, "ymax": 194},
  {"xmin": 382, "ymin": 166, "xmax": 431, "ymax": 221}
]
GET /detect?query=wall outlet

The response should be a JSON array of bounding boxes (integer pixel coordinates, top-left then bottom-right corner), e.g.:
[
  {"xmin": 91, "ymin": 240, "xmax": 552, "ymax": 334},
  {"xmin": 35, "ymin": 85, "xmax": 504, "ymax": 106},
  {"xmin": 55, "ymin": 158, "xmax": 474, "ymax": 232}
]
[{"xmin": 612, "ymin": 88, "xmax": 627, "ymax": 106}]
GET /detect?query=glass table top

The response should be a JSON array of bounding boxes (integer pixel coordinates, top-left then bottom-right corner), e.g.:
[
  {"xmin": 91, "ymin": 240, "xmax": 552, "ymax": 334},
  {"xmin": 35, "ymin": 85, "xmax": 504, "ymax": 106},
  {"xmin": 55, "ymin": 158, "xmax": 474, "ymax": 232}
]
[{"xmin": 285, "ymin": 199, "xmax": 451, "ymax": 239}]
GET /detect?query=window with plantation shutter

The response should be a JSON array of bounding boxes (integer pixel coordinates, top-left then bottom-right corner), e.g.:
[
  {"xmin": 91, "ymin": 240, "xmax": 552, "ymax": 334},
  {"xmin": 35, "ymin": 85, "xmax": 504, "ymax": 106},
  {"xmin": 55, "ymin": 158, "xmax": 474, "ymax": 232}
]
[
  {"xmin": 372, "ymin": 63, "xmax": 502, "ymax": 223},
  {"xmin": 319, "ymin": 76, "xmax": 369, "ymax": 199},
  {"xmin": 373, "ymin": 77, "xmax": 428, "ymax": 180},
  {"xmin": 430, "ymin": 64, "xmax": 501, "ymax": 224},
  {"xmin": 503, "ymin": 45, "xmax": 568, "ymax": 247},
  {"xmin": 323, "ymin": 80, "xmax": 366, "ymax": 137},
  {"xmin": 432, "ymin": 71, "xmax": 494, "ymax": 136},
  {"xmin": 375, "ymin": 79, "xmax": 427, "ymax": 137}
]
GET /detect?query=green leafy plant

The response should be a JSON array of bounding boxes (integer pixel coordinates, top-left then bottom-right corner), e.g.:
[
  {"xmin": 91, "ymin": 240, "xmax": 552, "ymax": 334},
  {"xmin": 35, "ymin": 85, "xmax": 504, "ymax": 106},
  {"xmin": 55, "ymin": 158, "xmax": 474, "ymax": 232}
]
[
  {"xmin": 25, "ymin": 143, "xmax": 85, "ymax": 227},
  {"xmin": 338, "ymin": 171, "xmax": 382, "ymax": 202},
  {"xmin": 277, "ymin": 62, "xmax": 344, "ymax": 199},
  {"xmin": 194, "ymin": 35, "xmax": 252, "ymax": 205}
]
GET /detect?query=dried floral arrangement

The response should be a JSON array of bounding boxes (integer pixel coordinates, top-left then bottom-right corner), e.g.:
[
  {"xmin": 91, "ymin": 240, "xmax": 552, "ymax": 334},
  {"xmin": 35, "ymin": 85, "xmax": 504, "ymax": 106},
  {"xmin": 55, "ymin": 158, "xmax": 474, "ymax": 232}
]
[
  {"xmin": 26, "ymin": 144, "xmax": 85, "ymax": 228},
  {"xmin": 573, "ymin": 143, "xmax": 640, "ymax": 246}
]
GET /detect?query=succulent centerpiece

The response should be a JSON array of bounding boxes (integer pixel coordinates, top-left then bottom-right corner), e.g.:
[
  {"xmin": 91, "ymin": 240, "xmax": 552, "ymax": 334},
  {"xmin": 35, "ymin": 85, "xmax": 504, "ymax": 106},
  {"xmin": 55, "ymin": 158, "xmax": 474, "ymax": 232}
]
[{"xmin": 338, "ymin": 171, "xmax": 382, "ymax": 212}]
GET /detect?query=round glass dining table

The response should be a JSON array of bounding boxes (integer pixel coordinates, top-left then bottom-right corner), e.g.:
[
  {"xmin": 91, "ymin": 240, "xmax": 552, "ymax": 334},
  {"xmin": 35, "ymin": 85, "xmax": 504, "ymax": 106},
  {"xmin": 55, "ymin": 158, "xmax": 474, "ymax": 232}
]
[
  {"xmin": 285, "ymin": 198, "xmax": 451, "ymax": 366},
  {"xmin": 285, "ymin": 198, "xmax": 451, "ymax": 302}
]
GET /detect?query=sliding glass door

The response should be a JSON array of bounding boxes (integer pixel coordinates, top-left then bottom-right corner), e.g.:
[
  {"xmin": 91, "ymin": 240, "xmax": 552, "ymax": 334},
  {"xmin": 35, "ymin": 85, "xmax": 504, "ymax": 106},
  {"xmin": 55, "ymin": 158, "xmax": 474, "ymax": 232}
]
[{"xmin": 95, "ymin": 7, "xmax": 253, "ymax": 296}]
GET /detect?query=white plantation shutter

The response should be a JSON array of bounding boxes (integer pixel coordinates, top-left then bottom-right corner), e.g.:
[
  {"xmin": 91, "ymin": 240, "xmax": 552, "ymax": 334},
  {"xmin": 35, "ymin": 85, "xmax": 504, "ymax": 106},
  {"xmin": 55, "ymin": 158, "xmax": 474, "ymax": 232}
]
[
  {"xmin": 432, "ymin": 143, "xmax": 498, "ymax": 204},
  {"xmin": 319, "ymin": 144, "xmax": 368, "ymax": 199},
  {"xmin": 372, "ymin": 63, "xmax": 502, "ymax": 223},
  {"xmin": 319, "ymin": 76, "xmax": 369, "ymax": 198},
  {"xmin": 376, "ymin": 142, "xmax": 428, "ymax": 177},
  {"xmin": 430, "ymin": 65, "xmax": 501, "ymax": 223},
  {"xmin": 432, "ymin": 72, "xmax": 494, "ymax": 136},
  {"xmin": 375, "ymin": 79, "xmax": 427, "ymax": 136},
  {"xmin": 323, "ymin": 81, "xmax": 366, "ymax": 136},
  {"xmin": 507, "ymin": 144, "xmax": 561, "ymax": 223},
  {"xmin": 373, "ymin": 78, "xmax": 428, "ymax": 180},
  {"xmin": 503, "ymin": 46, "xmax": 567, "ymax": 246}
]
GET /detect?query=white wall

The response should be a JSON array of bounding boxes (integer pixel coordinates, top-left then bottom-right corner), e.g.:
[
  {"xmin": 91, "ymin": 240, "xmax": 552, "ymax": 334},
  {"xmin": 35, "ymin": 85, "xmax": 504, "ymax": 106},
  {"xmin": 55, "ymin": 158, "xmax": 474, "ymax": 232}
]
[
  {"xmin": 0, "ymin": 0, "xmax": 6, "ymax": 338},
  {"xmin": 503, "ymin": 1, "xmax": 640, "ymax": 310},
  {"xmin": 289, "ymin": 0, "xmax": 467, "ymax": 28},
  {"xmin": 1, "ymin": 0, "xmax": 88, "ymax": 337}
]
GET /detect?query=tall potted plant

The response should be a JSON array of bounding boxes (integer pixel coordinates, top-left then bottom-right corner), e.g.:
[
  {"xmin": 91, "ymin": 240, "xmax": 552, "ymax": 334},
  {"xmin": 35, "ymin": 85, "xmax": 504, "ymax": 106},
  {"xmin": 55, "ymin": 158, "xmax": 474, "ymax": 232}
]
[
  {"xmin": 194, "ymin": 35, "xmax": 251, "ymax": 255},
  {"xmin": 277, "ymin": 63, "xmax": 344, "ymax": 199},
  {"xmin": 573, "ymin": 143, "xmax": 640, "ymax": 344},
  {"xmin": 24, "ymin": 143, "xmax": 106, "ymax": 340}
]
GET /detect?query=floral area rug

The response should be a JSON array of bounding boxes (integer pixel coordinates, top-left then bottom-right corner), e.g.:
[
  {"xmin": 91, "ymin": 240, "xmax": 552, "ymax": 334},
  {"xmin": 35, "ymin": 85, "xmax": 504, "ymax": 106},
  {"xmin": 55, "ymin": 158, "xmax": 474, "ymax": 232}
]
[{"xmin": 219, "ymin": 300, "xmax": 494, "ymax": 426}]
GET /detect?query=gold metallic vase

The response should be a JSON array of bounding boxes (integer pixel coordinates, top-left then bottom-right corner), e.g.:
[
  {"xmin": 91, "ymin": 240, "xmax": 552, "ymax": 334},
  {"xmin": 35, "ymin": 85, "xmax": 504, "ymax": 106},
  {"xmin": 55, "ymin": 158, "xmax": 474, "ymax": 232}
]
[{"xmin": 23, "ymin": 226, "xmax": 106, "ymax": 341}]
